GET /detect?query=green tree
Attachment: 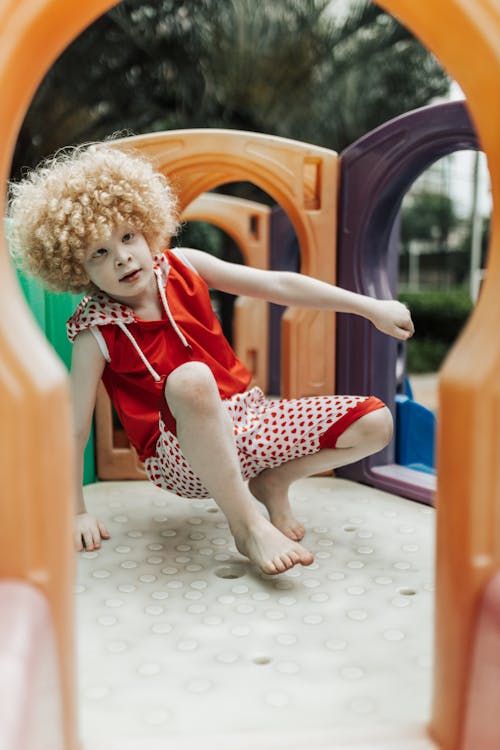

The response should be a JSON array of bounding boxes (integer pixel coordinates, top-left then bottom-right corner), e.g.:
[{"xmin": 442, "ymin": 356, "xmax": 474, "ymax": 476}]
[
  {"xmin": 12, "ymin": 0, "xmax": 207, "ymax": 176},
  {"xmin": 401, "ymin": 191, "xmax": 458, "ymax": 250},
  {"xmin": 278, "ymin": 2, "xmax": 450, "ymax": 149},
  {"xmin": 456, "ymin": 214, "xmax": 491, "ymax": 266},
  {"xmin": 11, "ymin": 0, "xmax": 450, "ymax": 179}
]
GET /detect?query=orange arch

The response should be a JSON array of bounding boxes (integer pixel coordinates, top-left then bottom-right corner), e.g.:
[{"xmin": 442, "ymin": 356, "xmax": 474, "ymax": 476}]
[
  {"xmin": 182, "ymin": 193, "xmax": 270, "ymax": 268},
  {"xmin": 1, "ymin": 2, "xmax": 500, "ymax": 749},
  {"xmin": 110, "ymin": 129, "xmax": 338, "ymax": 398},
  {"xmin": 182, "ymin": 193, "xmax": 271, "ymax": 391},
  {"xmin": 374, "ymin": 4, "xmax": 500, "ymax": 749},
  {"xmin": 112, "ymin": 130, "xmax": 333, "ymax": 278}
]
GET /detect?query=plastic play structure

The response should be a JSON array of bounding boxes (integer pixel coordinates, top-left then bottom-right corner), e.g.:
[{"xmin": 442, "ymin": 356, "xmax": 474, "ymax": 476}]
[
  {"xmin": 396, "ymin": 379, "xmax": 436, "ymax": 476},
  {"xmin": 109, "ymin": 127, "xmax": 339, "ymax": 399},
  {"xmin": 76, "ymin": 171, "xmax": 441, "ymax": 485},
  {"xmin": 182, "ymin": 193, "xmax": 271, "ymax": 392},
  {"xmin": 335, "ymin": 99, "xmax": 479, "ymax": 505},
  {"xmin": 2, "ymin": 1, "xmax": 500, "ymax": 749}
]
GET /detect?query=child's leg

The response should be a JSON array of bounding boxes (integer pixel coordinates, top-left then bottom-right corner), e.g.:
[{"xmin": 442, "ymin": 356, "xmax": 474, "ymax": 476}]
[
  {"xmin": 249, "ymin": 407, "xmax": 393, "ymax": 540},
  {"xmin": 164, "ymin": 362, "xmax": 313, "ymax": 575}
]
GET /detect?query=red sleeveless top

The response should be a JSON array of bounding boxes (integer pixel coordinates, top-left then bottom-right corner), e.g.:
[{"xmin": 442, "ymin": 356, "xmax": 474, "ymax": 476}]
[{"xmin": 67, "ymin": 250, "xmax": 251, "ymax": 461}]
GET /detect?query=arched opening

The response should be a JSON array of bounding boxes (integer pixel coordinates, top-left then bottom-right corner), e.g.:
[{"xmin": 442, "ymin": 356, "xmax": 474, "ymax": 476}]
[
  {"xmin": 335, "ymin": 99, "xmax": 483, "ymax": 506},
  {"xmin": 393, "ymin": 148, "xmax": 492, "ymax": 476},
  {"xmin": 177, "ymin": 219, "xmax": 241, "ymax": 343},
  {"xmin": 400, "ymin": 148, "xmax": 492, "ymax": 395},
  {"xmin": 179, "ymin": 183, "xmax": 301, "ymax": 395},
  {"xmin": 2, "ymin": 3, "xmax": 500, "ymax": 750}
]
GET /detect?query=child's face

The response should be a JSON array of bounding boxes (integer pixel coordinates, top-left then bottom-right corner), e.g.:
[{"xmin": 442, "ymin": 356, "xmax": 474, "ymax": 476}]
[{"xmin": 83, "ymin": 224, "xmax": 155, "ymax": 303}]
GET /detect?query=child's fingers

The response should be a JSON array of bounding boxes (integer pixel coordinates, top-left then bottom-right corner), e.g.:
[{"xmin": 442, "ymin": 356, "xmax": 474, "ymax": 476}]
[
  {"xmin": 404, "ymin": 318, "xmax": 415, "ymax": 335},
  {"xmin": 98, "ymin": 521, "xmax": 110, "ymax": 539},
  {"xmin": 396, "ymin": 327, "xmax": 413, "ymax": 340},
  {"xmin": 83, "ymin": 530, "xmax": 95, "ymax": 550},
  {"xmin": 74, "ymin": 531, "xmax": 84, "ymax": 552},
  {"xmin": 74, "ymin": 514, "xmax": 109, "ymax": 551}
]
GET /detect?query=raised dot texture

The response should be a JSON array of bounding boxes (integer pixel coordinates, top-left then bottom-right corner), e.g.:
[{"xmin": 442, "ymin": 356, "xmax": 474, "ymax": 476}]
[{"xmin": 77, "ymin": 477, "xmax": 434, "ymax": 740}]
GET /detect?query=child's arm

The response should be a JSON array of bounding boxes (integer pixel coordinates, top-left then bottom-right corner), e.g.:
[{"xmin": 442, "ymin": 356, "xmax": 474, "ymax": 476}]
[
  {"xmin": 181, "ymin": 248, "xmax": 414, "ymax": 340},
  {"xmin": 70, "ymin": 329, "xmax": 109, "ymax": 551}
]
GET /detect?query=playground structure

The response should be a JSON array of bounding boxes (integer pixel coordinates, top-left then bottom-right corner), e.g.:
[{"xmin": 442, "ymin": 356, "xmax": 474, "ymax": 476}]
[
  {"xmin": 1, "ymin": 2, "xmax": 500, "ymax": 750},
  {"xmin": 94, "ymin": 99, "xmax": 473, "ymax": 490},
  {"xmin": 335, "ymin": 99, "xmax": 479, "ymax": 504},
  {"xmin": 108, "ymin": 127, "xmax": 339, "ymax": 400}
]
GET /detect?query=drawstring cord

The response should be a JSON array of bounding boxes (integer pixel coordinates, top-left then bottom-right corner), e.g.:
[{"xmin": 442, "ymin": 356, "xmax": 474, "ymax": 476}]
[
  {"xmin": 156, "ymin": 267, "xmax": 191, "ymax": 349},
  {"xmin": 116, "ymin": 263, "xmax": 191, "ymax": 383}
]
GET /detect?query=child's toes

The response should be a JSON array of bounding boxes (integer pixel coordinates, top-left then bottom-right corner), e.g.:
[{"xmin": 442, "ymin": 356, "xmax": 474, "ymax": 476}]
[
  {"xmin": 274, "ymin": 556, "xmax": 288, "ymax": 573},
  {"xmin": 262, "ymin": 559, "xmax": 280, "ymax": 576},
  {"xmin": 291, "ymin": 523, "xmax": 305, "ymax": 541},
  {"xmin": 302, "ymin": 549, "xmax": 314, "ymax": 566},
  {"xmin": 280, "ymin": 553, "xmax": 295, "ymax": 570}
]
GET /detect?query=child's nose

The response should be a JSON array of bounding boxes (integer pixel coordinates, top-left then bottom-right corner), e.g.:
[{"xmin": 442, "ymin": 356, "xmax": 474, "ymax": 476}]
[{"xmin": 115, "ymin": 248, "xmax": 132, "ymax": 265}]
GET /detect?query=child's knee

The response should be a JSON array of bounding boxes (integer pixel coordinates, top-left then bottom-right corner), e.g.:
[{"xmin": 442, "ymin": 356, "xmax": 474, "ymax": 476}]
[
  {"xmin": 359, "ymin": 407, "xmax": 393, "ymax": 448},
  {"xmin": 164, "ymin": 362, "xmax": 217, "ymax": 415},
  {"xmin": 337, "ymin": 406, "xmax": 393, "ymax": 450}
]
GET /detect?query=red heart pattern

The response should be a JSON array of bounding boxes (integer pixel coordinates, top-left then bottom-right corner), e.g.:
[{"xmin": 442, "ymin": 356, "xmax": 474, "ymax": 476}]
[{"xmin": 143, "ymin": 387, "xmax": 383, "ymax": 500}]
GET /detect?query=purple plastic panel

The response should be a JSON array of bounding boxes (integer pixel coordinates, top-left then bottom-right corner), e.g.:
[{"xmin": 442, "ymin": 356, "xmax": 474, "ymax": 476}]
[
  {"xmin": 268, "ymin": 205, "xmax": 300, "ymax": 394},
  {"xmin": 336, "ymin": 100, "xmax": 479, "ymax": 505}
]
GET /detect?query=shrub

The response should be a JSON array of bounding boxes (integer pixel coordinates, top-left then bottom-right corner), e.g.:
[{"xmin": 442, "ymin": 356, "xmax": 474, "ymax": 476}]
[{"xmin": 399, "ymin": 288, "xmax": 473, "ymax": 373}]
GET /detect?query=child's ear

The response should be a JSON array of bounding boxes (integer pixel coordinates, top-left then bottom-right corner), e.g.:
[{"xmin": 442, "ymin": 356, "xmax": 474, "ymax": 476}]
[
  {"xmin": 74, "ymin": 272, "xmax": 92, "ymax": 294},
  {"xmin": 86, "ymin": 280, "xmax": 100, "ymax": 294}
]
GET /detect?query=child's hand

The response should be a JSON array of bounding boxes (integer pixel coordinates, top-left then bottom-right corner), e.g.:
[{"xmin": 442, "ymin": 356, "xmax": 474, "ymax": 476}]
[
  {"xmin": 75, "ymin": 512, "xmax": 110, "ymax": 552},
  {"xmin": 369, "ymin": 300, "xmax": 415, "ymax": 340}
]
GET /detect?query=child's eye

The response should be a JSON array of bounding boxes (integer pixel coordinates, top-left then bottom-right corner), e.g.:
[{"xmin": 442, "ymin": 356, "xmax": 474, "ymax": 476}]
[
  {"xmin": 93, "ymin": 247, "xmax": 108, "ymax": 258},
  {"xmin": 122, "ymin": 232, "xmax": 134, "ymax": 242}
]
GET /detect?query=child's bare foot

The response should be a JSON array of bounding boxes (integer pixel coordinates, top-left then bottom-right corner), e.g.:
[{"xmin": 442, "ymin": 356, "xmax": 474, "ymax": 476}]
[
  {"xmin": 232, "ymin": 514, "xmax": 313, "ymax": 575},
  {"xmin": 249, "ymin": 471, "xmax": 305, "ymax": 542}
]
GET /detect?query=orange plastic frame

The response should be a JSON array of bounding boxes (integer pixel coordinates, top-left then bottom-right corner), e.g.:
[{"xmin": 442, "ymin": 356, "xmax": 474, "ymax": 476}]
[
  {"xmin": 109, "ymin": 128, "xmax": 338, "ymax": 399},
  {"xmin": 95, "ymin": 192, "xmax": 271, "ymax": 481},
  {"xmin": 182, "ymin": 193, "xmax": 271, "ymax": 392},
  {"xmin": 1, "ymin": 2, "xmax": 500, "ymax": 749}
]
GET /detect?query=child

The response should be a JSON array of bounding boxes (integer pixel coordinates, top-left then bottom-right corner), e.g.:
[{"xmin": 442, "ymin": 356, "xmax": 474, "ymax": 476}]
[{"xmin": 9, "ymin": 143, "xmax": 414, "ymax": 575}]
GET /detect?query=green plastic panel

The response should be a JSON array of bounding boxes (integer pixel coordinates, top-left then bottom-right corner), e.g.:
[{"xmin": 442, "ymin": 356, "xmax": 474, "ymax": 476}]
[{"xmin": 6, "ymin": 219, "xmax": 96, "ymax": 484}]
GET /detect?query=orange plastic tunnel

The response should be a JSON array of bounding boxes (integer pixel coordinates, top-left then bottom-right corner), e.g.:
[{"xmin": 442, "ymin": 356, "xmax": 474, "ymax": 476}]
[
  {"xmin": 1, "ymin": 2, "xmax": 500, "ymax": 750},
  {"xmin": 109, "ymin": 128, "xmax": 339, "ymax": 399}
]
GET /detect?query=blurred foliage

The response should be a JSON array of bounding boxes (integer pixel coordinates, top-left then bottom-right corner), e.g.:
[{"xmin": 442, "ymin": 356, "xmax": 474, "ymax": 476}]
[
  {"xmin": 405, "ymin": 338, "xmax": 449, "ymax": 374},
  {"xmin": 399, "ymin": 248, "xmax": 471, "ymax": 287},
  {"xmin": 12, "ymin": 0, "xmax": 450, "ymax": 178},
  {"xmin": 176, "ymin": 220, "xmax": 226, "ymax": 258},
  {"xmin": 176, "ymin": 219, "xmax": 243, "ymax": 341},
  {"xmin": 399, "ymin": 288, "xmax": 472, "ymax": 342},
  {"xmin": 401, "ymin": 191, "xmax": 458, "ymax": 249},
  {"xmin": 456, "ymin": 214, "xmax": 491, "ymax": 265},
  {"xmin": 400, "ymin": 288, "xmax": 473, "ymax": 373}
]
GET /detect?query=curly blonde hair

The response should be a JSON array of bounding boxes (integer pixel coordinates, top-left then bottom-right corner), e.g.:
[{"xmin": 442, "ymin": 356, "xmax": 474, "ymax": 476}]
[{"xmin": 8, "ymin": 143, "xmax": 179, "ymax": 293}]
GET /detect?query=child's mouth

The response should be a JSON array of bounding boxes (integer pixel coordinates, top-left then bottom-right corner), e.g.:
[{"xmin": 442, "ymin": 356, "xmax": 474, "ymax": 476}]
[{"xmin": 120, "ymin": 269, "xmax": 141, "ymax": 283}]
